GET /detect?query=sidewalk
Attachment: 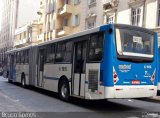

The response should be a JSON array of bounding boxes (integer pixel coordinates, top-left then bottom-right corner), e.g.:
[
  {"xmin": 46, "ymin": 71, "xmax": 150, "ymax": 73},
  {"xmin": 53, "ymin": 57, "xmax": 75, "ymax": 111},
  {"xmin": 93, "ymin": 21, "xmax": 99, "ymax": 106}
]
[
  {"xmin": 146, "ymin": 95, "xmax": 160, "ymax": 102},
  {"xmin": 150, "ymin": 96, "xmax": 160, "ymax": 101}
]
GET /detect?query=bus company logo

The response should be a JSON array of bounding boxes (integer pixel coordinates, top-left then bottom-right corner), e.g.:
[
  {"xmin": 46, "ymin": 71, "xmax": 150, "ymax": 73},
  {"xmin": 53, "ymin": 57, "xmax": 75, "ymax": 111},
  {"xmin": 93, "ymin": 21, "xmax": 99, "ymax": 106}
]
[{"xmin": 118, "ymin": 64, "xmax": 132, "ymax": 70}]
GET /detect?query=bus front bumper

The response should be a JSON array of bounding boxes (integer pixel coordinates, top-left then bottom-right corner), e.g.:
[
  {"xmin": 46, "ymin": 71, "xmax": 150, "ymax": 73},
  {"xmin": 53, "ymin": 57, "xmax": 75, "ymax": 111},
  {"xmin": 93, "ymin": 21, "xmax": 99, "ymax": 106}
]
[{"xmin": 105, "ymin": 85, "xmax": 157, "ymax": 98}]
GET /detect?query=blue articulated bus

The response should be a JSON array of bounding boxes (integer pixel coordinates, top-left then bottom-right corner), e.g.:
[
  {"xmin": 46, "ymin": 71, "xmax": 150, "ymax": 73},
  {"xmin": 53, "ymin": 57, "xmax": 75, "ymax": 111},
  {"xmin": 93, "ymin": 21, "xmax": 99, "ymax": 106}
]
[{"xmin": 7, "ymin": 24, "xmax": 158, "ymax": 101}]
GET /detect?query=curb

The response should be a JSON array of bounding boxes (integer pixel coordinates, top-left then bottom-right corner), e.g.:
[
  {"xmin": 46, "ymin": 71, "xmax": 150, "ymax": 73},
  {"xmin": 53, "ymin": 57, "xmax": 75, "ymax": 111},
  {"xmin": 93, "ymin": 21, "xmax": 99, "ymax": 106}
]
[{"xmin": 139, "ymin": 97, "xmax": 160, "ymax": 103}]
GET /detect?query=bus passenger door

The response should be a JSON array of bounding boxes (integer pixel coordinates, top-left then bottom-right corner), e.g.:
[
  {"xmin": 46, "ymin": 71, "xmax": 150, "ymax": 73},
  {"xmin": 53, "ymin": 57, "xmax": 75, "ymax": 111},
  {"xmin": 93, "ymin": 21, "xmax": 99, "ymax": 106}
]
[
  {"xmin": 37, "ymin": 49, "xmax": 45, "ymax": 87},
  {"xmin": 73, "ymin": 41, "xmax": 86, "ymax": 97}
]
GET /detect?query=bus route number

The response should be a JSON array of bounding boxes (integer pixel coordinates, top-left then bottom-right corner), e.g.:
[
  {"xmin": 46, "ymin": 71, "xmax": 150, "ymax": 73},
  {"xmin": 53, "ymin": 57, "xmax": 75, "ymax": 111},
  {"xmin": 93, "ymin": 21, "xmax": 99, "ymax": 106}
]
[{"xmin": 144, "ymin": 65, "xmax": 151, "ymax": 69}]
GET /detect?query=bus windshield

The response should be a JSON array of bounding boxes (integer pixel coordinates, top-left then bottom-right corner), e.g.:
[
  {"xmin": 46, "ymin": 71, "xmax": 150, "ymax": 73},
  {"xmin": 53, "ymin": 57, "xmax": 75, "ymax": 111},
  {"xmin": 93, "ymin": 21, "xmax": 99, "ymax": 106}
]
[{"xmin": 116, "ymin": 28, "xmax": 154, "ymax": 60}]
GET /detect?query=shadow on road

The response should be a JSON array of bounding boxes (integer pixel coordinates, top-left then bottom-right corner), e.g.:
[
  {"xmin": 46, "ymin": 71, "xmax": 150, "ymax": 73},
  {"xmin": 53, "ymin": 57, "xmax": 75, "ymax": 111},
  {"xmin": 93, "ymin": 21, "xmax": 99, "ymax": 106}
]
[{"xmin": 8, "ymin": 81, "xmax": 139, "ymax": 112}]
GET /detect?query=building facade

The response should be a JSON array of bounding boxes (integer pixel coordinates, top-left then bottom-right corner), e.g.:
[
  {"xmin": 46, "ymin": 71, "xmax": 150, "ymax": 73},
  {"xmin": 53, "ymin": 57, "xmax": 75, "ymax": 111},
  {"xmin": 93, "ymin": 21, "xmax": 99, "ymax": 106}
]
[
  {"xmin": 0, "ymin": 0, "xmax": 41, "ymax": 66},
  {"xmin": 0, "ymin": 0, "xmax": 18, "ymax": 66},
  {"xmin": 38, "ymin": 0, "xmax": 83, "ymax": 41},
  {"xmin": 82, "ymin": 0, "xmax": 103, "ymax": 30},
  {"xmin": 14, "ymin": 21, "xmax": 40, "ymax": 48}
]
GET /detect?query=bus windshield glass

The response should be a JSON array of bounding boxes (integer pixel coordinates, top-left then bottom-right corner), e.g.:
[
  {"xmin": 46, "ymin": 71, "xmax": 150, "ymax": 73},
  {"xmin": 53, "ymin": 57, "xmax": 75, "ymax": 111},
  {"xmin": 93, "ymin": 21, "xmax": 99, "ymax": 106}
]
[{"xmin": 116, "ymin": 28, "xmax": 154, "ymax": 59}]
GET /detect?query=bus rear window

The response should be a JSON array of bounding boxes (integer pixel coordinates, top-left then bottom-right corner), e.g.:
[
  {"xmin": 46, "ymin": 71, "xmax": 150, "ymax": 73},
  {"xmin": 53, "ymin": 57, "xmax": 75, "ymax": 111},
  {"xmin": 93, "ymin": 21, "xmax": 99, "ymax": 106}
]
[
  {"xmin": 88, "ymin": 32, "xmax": 104, "ymax": 62},
  {"xmin": 116, "ymin": 28, "xmax": 154, "ymax": 59}
]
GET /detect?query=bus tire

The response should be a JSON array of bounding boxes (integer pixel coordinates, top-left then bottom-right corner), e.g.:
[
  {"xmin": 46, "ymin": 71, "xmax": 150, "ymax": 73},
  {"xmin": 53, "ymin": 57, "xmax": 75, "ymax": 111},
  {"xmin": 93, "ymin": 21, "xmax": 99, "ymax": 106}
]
[
  {"xmin": 8, "ymin": 79, "xmax": 12, "ymax": 83},
  {"xmin": 58, "ymin": 79, "xmax": 70, "ymax": 101},
  {"xmin": 21, "ymin": 74, "xmax": 26, "ymax": 88}
]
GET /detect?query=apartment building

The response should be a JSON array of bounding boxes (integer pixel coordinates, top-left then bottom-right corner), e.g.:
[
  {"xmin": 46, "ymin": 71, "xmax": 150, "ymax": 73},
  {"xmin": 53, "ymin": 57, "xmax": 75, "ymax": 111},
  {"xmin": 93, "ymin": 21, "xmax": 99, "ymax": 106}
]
[
  {"xmin": 39, "ymin": 0, "xmax": 83, "ymax": 41},
  {"xmin": 14, "ymin": 0, "xmax": 41, "ymax": 47},
  {"xmin": 117, "ymin": 0, "xmax": 160, "ymax": 44},
  {"xmin": 0, "ymin": 0, "xmax": 40, "ymax": 66},
  {"xmin": 0, "ymin": 0, "xmax": 18, "ymax": 65},
  {"xmin": 14, "ymin": 21, "xmax": 40, "ymax": 48},
  {"xmin": 56, "ymin": 0, "xmax": 82, "ymax": 37},
  {"xmin": 81, "ymin": 0, "xmax": 103, "ymax": 29},
  {"xmin": 37, "ymin": 0, "xmax": 45, "ymax": 42}
]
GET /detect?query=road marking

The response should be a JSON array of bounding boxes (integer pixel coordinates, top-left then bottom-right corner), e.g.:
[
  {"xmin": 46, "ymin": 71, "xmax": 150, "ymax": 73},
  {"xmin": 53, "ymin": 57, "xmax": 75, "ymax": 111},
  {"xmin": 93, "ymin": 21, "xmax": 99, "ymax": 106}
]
[
  {"xmin": 0, "ymin": 92, "xmax": 20, "ymax": 102},
  {"xmin": 128, "ymin": 99, "xmax": 134, "ymax": 102}
]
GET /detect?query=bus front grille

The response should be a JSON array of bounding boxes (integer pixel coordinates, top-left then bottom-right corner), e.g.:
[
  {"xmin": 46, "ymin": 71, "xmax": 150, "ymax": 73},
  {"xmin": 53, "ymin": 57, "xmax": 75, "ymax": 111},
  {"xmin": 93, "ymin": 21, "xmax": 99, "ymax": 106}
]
[{"xmin": 88, "ymin": 70, "xmax": 98, "ymax": 92}]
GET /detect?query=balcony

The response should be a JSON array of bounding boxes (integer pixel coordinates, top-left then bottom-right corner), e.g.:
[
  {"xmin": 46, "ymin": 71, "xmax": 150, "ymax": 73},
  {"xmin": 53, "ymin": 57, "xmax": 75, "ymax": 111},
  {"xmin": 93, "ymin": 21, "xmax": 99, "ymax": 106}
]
[
  {"xmin": 103, "ymin": 0, "xmax": 119, "ymax": 10},
  {"xmin": 57, "ymin": 26, "xmax": 72, "ymax": 36},
  {"xmin": 58, "ymin": 4, "xmax": 72, "ymax": 16},
  {"xmin": 37, "ymin": 33, "xmax": 44, "ymax": 41},
  {"xmin": 14, "ymin": 38, "xmax": 28, "ymax": 47},
  {"xmin": 128, "ymin": 0, "xmax": 145, "ymax": 6}
]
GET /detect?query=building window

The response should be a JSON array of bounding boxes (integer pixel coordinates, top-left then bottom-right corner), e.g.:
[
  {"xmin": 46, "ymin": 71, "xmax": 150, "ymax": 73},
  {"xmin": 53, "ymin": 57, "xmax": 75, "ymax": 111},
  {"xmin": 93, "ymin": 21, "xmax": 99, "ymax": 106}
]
[
  {"xmin": 74, "ymin": 0, "xmax": 80, "ymax": 5},
  {"xmin": 88, "ymin": 0, "xmax": 96, "ymax": 5},
  {"xmin": 87, "ymin": 19, "xmax": 96, "ymax": 29},
  {"xmin": 158, "ymin": 1, "xmax": 160, "ymax": 26},
  {"xmin": 48, "ymin": 21, "xmax": 50, "ymax": 32},
  {"xmin": 73, "ymin": 14, "xmax": 80, "ymax": 26},
  {"xmin": 20, "ymin": 34, "xmax": 22, "ymax": 40},
  {"xmin": 131, "ymin": 7, "xmax": 141, "ymax": 26},
  {"xmin": 50, "ymin": 20, "xmax": 55, "ymax": 30},
  {"xmin": 40, "ymin": 29, "xmax": 42, "ymax": 34},
  {"xmin": 24, "ymin": 32, "xmax": 26, "ymax": 38},
  {"xmin": 50, "ymin": 0, "xmax": 55, "ymax": 12},
  {"xmin": 63, "ymin": 18, "xmax": 68, "ymax": 26},
  {"xmin": 104, "ymin": 14, "xmax": 114, "ymax": 24},
  {"xmin": 65, "ymin": 0, "xmax": 69, "ymax": 4}
]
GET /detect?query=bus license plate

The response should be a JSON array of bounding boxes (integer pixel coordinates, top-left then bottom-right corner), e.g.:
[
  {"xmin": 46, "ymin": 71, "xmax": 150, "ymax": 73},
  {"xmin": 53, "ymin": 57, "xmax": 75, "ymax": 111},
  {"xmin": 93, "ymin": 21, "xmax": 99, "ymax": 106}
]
[{"xmin": 132, "ymin": 80, "xmax": 140, "ymax": 85}]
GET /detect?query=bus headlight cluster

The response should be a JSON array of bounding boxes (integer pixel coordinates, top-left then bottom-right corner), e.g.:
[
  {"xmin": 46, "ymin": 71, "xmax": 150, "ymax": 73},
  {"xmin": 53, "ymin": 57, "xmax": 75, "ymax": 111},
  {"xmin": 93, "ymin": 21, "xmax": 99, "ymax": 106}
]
[
  {"xmin": 113, "ymin": 67, "xmax": 119, "ymax": 84},
  {"xmin": 151, "ymin": 69, "xmax": 156, "ymax": 84}
]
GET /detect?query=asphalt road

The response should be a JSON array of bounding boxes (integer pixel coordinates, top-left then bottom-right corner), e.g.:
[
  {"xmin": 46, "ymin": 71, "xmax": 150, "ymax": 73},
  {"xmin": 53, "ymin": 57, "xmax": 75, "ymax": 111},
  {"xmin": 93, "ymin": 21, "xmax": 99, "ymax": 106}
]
[{"xmin": 0, "ymin": 76, "xmax": 160, "ymax": 118}]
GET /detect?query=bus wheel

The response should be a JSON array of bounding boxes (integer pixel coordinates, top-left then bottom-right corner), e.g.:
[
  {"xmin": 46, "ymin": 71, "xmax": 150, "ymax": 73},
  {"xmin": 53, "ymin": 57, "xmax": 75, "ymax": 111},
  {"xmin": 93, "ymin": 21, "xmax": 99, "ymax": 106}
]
[
  {"xmin": 8, "ymin": 79, "xmax": 12, "ymax": 83},
  {"xmin": 59, "ymin": 79, "xmax": 70, "ymax": 101},
  {"xmin": 21, "ymin": 74, "xmax": 26, "ymax": 88}
]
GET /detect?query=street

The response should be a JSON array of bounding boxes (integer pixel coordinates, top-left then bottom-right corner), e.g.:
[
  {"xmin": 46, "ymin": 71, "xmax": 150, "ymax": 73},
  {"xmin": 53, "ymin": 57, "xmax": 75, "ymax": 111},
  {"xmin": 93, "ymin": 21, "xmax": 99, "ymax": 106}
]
[{"xmin": 0, "ymin": 76, "xmax": 160, "ymax": 118}]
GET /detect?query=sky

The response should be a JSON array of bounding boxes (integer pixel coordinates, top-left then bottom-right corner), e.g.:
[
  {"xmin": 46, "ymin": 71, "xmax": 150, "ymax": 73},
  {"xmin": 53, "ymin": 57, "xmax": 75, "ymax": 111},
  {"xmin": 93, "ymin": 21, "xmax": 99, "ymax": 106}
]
[{"xmin": 0, "ymin": 0, "xmax": 39, "ymax": 30}]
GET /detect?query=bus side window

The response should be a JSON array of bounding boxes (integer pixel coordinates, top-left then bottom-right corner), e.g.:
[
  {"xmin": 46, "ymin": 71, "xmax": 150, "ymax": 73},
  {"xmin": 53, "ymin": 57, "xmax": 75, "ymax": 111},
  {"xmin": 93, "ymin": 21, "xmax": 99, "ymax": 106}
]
[
  {"xmin": 64, "ymin": 42, "xmax": 72, "ymax": 62},
  {"xmin": 88, "ymin": 32, "xmax": 104, "ymax": 62},
  {"xmin": 14, "ymin": 53, "xmax": 16, "ymax": 64},
  {"xmin": 21, "ymin": 51, "xmax": 24, "ymax": 64},
  {"xmin": 26, "ymin": 50, "xmax": 29, "ymax": 63},
  {"xmin": 46, "ymin": 44, "xmax": 55, "ymax": 63},
  {"xmin": 19, "ymin": 51, "xmax": 22, "ymax": 64},
  {"xmin": 55, "ymin": 41, "xmax": 72, "ymax": 63},
  {"xmin": 15, "ymin": 53, "xmax": 17, "ymax": 63},
  {"xmin": 16, "ymin": 52, "xmax": 20, "ymax": 64},
  {"xmin": 55, "ymin": 43, "xmax": 63, "ymax": 62},
  {"xmin": 24, "ymin": 50, "xmax": 29, "ymax": 64}
]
